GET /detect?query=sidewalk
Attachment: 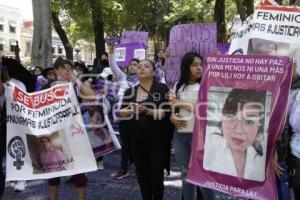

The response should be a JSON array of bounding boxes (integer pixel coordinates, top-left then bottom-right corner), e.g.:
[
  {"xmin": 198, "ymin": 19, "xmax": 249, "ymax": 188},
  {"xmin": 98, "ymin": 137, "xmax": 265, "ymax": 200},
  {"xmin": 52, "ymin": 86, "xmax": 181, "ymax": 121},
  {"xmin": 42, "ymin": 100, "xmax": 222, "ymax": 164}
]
[{"xmin": 3, "ymin": 151, "xmax": 182, "ymax": 200}]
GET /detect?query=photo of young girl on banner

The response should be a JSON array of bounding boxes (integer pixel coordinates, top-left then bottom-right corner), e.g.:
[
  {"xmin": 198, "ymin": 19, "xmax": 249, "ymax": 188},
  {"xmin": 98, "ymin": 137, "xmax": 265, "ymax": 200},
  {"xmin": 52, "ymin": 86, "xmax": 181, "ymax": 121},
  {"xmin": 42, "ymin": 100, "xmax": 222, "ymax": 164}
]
[{"xmin": 82, "ymin": 104, "xmax": 120, "ymax": 158}]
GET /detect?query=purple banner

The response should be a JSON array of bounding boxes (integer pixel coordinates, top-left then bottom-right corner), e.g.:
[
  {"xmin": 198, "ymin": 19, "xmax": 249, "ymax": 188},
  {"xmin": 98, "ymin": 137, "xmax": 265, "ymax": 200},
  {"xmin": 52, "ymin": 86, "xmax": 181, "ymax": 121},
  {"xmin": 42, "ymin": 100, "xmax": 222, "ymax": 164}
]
[
  {"xmin": 121, "ymin": 31, "xmax": 149, "ymax": 47},
  {"xmin": 187, "ymin": 55, "xmax": 293, "ymax": 199},
  {"xmin": 166, "ymin": 23, "xmax": 217, "ymax": 87},
  {"xmin": 105, "ymin": 37, "xmax": 121, "ymax": 46},
  {"xmin": 115, "ymin": 43, "xmax": 146, "ymax": 67}
]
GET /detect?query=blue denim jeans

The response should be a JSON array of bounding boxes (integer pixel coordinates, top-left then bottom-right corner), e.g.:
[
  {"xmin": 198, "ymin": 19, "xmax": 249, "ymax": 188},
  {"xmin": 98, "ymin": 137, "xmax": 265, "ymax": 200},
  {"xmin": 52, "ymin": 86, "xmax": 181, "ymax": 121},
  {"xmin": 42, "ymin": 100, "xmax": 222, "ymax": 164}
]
[
  {"xmin": 276, "ymin": 161, "xmax": 291, "ymax": 200},
  {"xmin": 173, "ymin": 131, "xmax": 196, "ymax": 200},
  {"xmin": 173, "ymin": 132, "xmax": 244, "ymax": 200}
]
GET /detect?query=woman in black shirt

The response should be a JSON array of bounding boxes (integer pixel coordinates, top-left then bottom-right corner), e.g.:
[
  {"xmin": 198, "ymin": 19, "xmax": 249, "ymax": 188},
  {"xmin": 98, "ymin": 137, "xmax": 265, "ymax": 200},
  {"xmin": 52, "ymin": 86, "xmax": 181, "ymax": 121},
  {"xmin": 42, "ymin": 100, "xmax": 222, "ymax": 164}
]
[{"xmin": 120, "ymin": 59, "xmax": 173, "ymax": 200}]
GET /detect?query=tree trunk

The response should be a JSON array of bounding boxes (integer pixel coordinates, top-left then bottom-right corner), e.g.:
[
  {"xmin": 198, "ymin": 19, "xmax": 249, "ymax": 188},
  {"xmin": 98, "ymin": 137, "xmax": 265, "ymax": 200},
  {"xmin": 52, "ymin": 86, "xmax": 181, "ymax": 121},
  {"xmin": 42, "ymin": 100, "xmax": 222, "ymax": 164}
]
[
  {"xmin": 88, "ymin": 0, "xmax": 105, "ymax": 58},
  {"xmin": 275, "ymin": 0, "xmax": 283, "ymax": 4},
  {"xmin": 235, "ymin": 0, "xmax": 247, "ymax": 21},
  {"xmin": 31, "ymin": 0, "xmax": 52, "ymax": 68},
  {"xmin": 245, "ymin": 0, "xmax": 254, "ymax": 17},
  {"xmin": 52, "ymin": 11, "xmax": 73, "ymax": 60},
  {"xmin": 214, "ymin": 0, "xmax": 227, "ymax": 42}
]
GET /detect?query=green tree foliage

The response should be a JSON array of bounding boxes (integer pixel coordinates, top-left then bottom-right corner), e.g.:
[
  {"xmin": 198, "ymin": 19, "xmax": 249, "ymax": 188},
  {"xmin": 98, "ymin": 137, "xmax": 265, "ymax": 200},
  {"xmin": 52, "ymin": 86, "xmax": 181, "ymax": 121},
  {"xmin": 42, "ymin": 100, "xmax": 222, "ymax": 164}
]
[
  {"xmin": 164, "ymin": 0, "xmax": 214, "ymax": 24},
  {"xmin": 54, "ymin": 0, "xmax": 298, "ymax": 52}
]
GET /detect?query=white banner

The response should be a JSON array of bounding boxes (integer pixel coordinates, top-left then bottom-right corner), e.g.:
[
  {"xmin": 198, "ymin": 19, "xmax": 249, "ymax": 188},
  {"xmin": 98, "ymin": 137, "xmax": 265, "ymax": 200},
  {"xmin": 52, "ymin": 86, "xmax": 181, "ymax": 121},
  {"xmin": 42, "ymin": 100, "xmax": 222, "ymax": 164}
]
[
  {"xmin": 229, "ymin": 5, "xmax": 300, "ymax": 59},
  {"xmin": 5, "ymin": 82, "xmax": 97, "ymax": 181}
]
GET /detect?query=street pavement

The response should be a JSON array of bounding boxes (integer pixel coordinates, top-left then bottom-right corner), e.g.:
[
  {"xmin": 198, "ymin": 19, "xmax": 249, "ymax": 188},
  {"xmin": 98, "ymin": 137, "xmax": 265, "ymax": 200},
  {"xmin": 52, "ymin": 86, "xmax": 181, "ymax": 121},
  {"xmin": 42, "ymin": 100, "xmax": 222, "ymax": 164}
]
[{"xmin": 3, "ymin": 150, "xmax": 182, "ymax": 200}]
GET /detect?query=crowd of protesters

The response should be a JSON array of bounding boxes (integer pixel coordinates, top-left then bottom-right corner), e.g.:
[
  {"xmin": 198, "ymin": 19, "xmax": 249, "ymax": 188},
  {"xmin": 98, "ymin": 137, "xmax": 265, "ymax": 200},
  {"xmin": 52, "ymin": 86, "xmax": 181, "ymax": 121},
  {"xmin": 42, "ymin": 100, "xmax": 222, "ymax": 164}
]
[{"xmin": 0, "ymin": 43, "xmax": 300, "ymax": 200}]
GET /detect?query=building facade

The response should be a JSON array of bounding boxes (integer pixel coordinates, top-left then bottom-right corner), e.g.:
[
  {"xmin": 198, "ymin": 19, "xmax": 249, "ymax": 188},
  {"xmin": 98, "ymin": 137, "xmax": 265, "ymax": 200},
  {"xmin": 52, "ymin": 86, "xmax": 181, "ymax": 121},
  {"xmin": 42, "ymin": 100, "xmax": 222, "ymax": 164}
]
[
  {"xmin": 0, "ymin": 4, "xmax": 22, "ymax": 57},
  {"xmin": 0, "ymin": 4, "xmax": 95, "ymax": 66}
]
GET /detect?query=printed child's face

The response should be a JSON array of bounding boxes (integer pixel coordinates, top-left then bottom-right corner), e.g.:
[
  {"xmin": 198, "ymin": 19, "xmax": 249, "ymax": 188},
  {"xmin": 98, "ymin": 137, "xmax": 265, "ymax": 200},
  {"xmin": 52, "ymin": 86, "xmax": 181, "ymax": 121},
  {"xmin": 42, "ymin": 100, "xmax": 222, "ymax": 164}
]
[
  {"xmin": 90, "ymin": 111, "xmax": 104, "ymax": 135},
  {"xmin": 41, "ymin": 138, "xmax": 51, "ymax": 150},
  {"xmin": 221, "ymin": 105, "xmax": 261, "ymax": 152}
]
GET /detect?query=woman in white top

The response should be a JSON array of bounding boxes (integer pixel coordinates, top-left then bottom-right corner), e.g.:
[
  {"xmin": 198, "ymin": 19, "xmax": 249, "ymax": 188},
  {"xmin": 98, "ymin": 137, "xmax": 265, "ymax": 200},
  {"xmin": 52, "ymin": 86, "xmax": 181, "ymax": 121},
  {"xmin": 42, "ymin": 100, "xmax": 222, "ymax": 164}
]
[{"xmin": 169, "ymin": 52, "xmax": 203, "ymax": 200}]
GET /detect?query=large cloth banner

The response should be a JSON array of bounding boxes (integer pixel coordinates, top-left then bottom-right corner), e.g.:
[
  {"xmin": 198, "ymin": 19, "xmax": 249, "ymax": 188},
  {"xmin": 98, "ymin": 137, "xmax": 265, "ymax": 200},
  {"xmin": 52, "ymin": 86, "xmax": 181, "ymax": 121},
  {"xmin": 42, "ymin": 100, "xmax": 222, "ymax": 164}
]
[
  {"xmin": 229, "ymin": 4, "xmax": 300, "ymax": 61},
  {"xmin": 166, "ymin": 23, "xmax": 217, "ymax": 87},
  {"xmin": 187, "ymin": 55, "xmax": 293, "ymax": 199},
  {"xmin": 5, "ymin": 82, "xmax": 97, "ymax": 181}
]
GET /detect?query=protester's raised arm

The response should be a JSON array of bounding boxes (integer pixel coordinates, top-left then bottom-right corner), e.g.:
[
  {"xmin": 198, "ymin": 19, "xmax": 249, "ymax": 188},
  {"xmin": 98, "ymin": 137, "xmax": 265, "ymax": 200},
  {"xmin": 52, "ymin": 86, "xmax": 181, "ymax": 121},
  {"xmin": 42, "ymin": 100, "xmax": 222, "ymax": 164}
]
[{"xmin": 108, "ymin": 45, "xmax": 127, "ymax": 82}]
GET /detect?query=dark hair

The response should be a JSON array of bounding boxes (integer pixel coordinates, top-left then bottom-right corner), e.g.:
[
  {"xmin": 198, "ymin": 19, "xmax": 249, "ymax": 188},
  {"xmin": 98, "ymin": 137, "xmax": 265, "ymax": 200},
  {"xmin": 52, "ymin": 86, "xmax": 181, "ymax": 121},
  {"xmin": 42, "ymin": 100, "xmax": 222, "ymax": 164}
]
[
  {"xmin": 130, "ymin": 58, "xmax": 140, "ymax": 64},
  {"xmin": 34, "ymin": 66, "xmax": 43, "ymax": 71},
  {"xmin": 140, "ymin": 59, "xmax": 156, "ymax": 71},
  {"xmin": 107, "ymin": 74, "xmax": 113, "ymax": 81},
  {"xmin": 53, "ymin": 57, "xmax": 72, "ymax": 69},
  {"xmin": 100, "ymin": 52, "xmax": 108, "ymax": 59},
  {"xmin": 40, "ymin": 136, "xmax": 51, "ymax": 143},
  {"xmin": 73, "ymin": 62, "xmax": 89, "ymax": 74},
  {"xmin": 155, "ymin": 49, "xmax": 166, "ymax": 66},
  {"xmin": 176, "ymin": 52, "xmax": 203, "ymax": 95},
  {"xmin": 2, "ymin": 57, "xmax": 37, "ymax": 92},
  {"xmin": 93, "ymin": 58, "xmax": 98, "ymax": 68},
  {"xmin": 88, "ymin": 106, "xmax": 106, "ymax": 128},
  {"xmin": 221, "ymin": 88, "xmax": 267, "ymax": 156}
]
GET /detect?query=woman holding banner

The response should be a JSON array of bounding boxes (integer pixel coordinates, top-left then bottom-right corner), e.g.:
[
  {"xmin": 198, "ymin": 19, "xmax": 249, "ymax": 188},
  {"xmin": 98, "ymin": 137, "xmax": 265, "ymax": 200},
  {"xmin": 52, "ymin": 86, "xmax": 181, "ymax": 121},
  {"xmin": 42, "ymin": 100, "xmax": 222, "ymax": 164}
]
[
  {"xmin": 44, "ymin": 57, "xmax": 95, "ymax": 200},
  {"xmin": 119, "ymin": 59, "xmax": 173, "ymax": 200},
  {"xmin": 169, "ymin": 52, "xmax": 204, "ymax": 200},
  {"xmin": 0, "ymin": 57, "xmax": 38, "ymax": 193}
]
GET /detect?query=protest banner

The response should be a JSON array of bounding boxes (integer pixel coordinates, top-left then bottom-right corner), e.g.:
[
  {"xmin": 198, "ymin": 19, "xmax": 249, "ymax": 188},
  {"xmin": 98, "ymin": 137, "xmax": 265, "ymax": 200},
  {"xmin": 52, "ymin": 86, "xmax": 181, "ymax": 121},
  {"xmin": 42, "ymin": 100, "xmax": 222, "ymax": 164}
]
[
  {"xmin": 166, "ymin": 23, "xmax": 217, "ymax": 87},
  {"xmin": 105, "ymin": 37, "xmax": 121, "ymax": 45},
  {"xmin": 121, "ymin": 31, "xmax": 149, "ymax": 47},
  {"xmin": 81, "ymin": 104, "xmax": 120, "ymax": 158},
  {"xmin": 187, "ymin": 54, "xmax": 293, "ymax": 199},
  {"xmin": 115, "ymin": 43, "xmax": 146, "ymax": 67},
  {"xmin": 229, "ymin": 4, "xmax": 300, "ymax": 62},
  {"xmin": 91, "ymin": 79, "xmax": 120, "ymax": 135},
  {"xmin": 5, "ymin": 82, "xmax": 97, "ymax": 181}
]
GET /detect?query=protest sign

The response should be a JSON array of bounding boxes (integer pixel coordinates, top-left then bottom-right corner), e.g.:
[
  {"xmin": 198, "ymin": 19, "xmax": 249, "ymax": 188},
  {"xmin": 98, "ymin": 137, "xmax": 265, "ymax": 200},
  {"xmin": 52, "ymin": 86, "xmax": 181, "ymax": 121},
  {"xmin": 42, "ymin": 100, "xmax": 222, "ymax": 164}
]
[
  {"xmin": 115, "ymin": 43, "xmax": 146, "ymax": 67},
  {"xmin": 5, "ymin": 82, "xmax": 97, "ymax": 181},
  {"xmin": 121, "ymin": 31, "xmax": 149, "ymax": 47},
  {"xmin": 105, "ymin": 37, "xmax": 121, "ymax": 45},
  {"xmin": 166, "ymin": 23, "xmax": 217, "ymax": 87},
  {"xmin": 91, "ymin": 79, "xmax": 120, "ymax": 135},
  {"xmin": 187, "ymin": 54, "xmax": 293, "ymax": 199},
  {"xmin": 81, "ymin": 104, "xmax": 120, "ymax": 158},
  {"xmin": 229, "ymin": 4, "xmax": 300, "ymax": 61}
]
